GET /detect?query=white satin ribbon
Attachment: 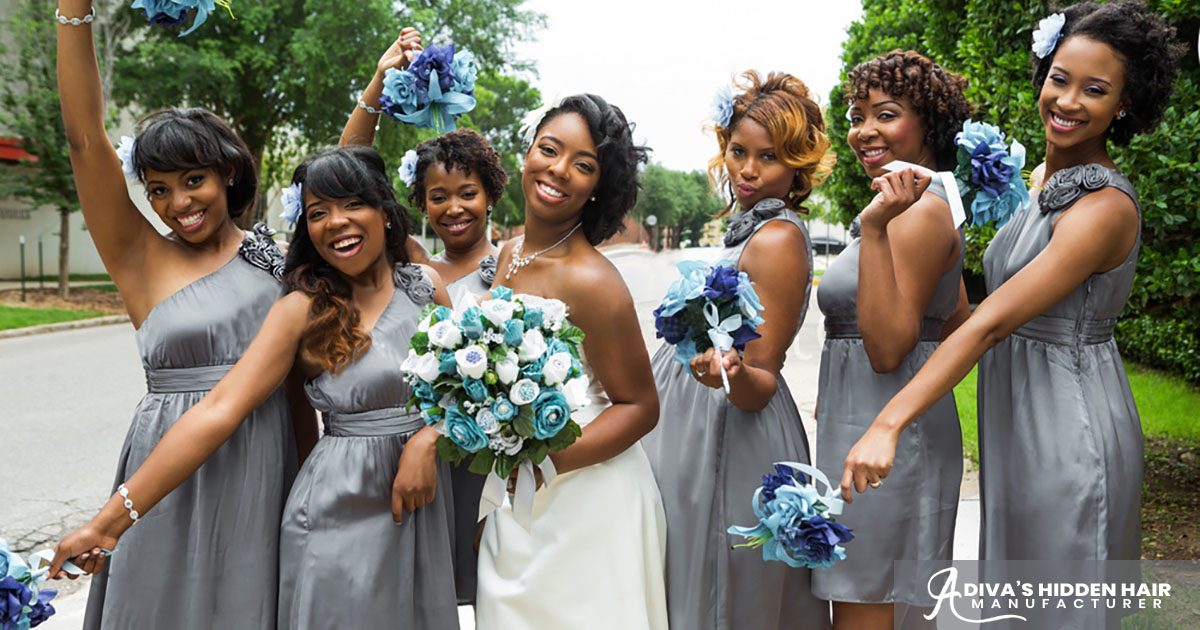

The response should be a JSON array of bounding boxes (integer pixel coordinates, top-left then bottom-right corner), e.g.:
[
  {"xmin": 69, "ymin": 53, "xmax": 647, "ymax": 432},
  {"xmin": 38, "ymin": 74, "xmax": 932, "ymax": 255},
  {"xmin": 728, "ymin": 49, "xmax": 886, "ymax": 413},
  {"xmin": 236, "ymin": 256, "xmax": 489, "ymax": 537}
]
[
  {"xmin": 28, "ymin": 549, "xmax": 88, "ymax": 578},
  {"xmin": 882, "ymin": 160, "xmax": 966, "ymax": 228},
  {"xmin": 704, "ymin": 301, "xmax": 740, "ymax": 394},
  {"xmin": 774, "ymin": 461, "xmax": 846, "ymax": 516},
  {"xmin": 477, "ymin": 456, "xmax": 558, "ymax": 532}
]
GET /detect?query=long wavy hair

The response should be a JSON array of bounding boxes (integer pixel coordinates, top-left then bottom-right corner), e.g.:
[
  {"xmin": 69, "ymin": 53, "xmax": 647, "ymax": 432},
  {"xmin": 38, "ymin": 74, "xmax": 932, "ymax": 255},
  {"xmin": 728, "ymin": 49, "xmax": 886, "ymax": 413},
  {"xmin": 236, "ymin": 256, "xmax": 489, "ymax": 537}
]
[{"xmin": 282, "ymin": 146, "xmax": 412, "ymax": 373}]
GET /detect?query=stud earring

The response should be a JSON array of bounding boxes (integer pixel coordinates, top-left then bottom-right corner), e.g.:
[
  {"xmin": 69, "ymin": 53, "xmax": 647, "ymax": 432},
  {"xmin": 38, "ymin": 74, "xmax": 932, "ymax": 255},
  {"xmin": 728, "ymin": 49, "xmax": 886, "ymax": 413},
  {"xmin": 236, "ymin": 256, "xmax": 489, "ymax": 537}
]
[
  {"xmin": 386, "ymin": 221, "xmax": 393, "ymax": 229},
  {"xmin": 227, "ymin": 178, "xmax": 234, "ymax": 186},
  {"xmin": 486, "ymin": 205, "xmax": 493, "ymax": 214},
  {"xmin": 1117, "ymin": 110, "xmax": 1127, "ymax": 119},
  {"xmin": 590, "ymin": 195, "xmax": 596, "ymax": 202}
]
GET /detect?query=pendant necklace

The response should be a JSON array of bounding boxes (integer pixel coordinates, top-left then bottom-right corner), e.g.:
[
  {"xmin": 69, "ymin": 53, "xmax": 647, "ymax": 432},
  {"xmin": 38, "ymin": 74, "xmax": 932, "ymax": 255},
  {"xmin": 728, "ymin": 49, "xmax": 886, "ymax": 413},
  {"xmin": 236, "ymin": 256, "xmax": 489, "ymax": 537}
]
[{"xmin": 505, "ymin": 223, "xmax": 583, "ymax": 280}]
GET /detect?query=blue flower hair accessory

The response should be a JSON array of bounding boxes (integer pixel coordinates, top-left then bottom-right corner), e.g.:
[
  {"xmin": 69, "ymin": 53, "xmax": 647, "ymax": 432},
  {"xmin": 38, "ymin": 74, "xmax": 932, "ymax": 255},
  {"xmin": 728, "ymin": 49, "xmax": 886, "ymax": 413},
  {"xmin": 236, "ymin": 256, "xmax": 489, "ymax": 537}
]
[
  {"xmin": 130, "ymin": 0, "xmax": 232, "ymax": 37},
  {"xmin": 380, "ymin": 44, "xmax": 477, "ymax": 132},
  {"xmin": 1031, "ymin": 12, "xmax": 1066, "ymax": 59},
  {"xmin": 115, "ymin": 135, "xmax": 138, "ymax": 180},
  {"xmin": 279, "ymin": 182, "xmax": 303, "ymax": 227},
  {"xmin": 953, "ymin": 120, "xmax": 1030, "ymax": 227},
  {"xmin": 398, "ymin": 150, "xmax": 420, "ymax": 187},
  {"xmin": 710, "ymin": 84, "xmax": 735, "ymax": 129}
]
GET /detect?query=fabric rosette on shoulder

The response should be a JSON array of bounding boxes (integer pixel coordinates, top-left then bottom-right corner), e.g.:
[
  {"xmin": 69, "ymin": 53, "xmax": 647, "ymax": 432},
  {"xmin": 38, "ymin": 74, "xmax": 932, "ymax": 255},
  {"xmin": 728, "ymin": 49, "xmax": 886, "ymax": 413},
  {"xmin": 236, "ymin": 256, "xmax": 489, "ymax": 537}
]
[
  {"xmin": 400, "ymin": 286, "xmax": 587, "ymax": 530},
  {"xmin": 380, "ymin": 43, "xmax": 478, "ymax": 133},
  {"xmin": 953, "ymin": 119, "xmax": 1031, "ymax": 227},
  {"xmin": 130, "ymin": 0, "xmax": 233, "ymax": 37}
]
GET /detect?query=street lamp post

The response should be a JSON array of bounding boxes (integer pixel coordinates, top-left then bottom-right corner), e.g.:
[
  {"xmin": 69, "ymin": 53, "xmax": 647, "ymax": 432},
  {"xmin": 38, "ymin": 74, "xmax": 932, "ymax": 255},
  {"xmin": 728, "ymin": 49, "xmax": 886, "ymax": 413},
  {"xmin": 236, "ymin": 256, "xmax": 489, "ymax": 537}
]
[
  {"xmin": 646, "ymin": 214, "xmax": 658, "ymax": 251},
  {"xmin": 19, "ymin": 235, "xmax": 27, "ymax": 302}
]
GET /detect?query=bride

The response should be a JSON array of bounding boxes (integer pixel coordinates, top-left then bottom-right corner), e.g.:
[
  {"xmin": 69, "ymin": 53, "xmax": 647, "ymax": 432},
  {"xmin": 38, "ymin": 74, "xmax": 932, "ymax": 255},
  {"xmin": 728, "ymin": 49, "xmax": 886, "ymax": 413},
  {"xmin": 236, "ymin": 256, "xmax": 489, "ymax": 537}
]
[{"xmin": 474, "ymin": 94, "xmax": 668, "ymax": 629}]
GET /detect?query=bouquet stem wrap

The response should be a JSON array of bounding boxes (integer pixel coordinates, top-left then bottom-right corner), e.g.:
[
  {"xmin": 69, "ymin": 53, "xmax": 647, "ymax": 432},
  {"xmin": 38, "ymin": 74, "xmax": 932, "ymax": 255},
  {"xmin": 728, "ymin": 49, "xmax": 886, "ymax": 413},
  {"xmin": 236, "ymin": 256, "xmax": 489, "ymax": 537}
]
[
  {"xmin": 478, "ymin": 457, "xmax": 559, "ymax": 531},
  {"xmin": 704, "ymin": 301, "xmax": 742, "ymax": 394}
]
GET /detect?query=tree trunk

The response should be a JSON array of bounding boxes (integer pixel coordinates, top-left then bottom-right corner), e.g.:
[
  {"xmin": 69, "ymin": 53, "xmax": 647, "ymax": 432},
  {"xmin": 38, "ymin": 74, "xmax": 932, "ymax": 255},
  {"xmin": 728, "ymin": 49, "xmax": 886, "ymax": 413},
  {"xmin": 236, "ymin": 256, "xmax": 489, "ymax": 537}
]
[{"xmin": 58, "ymin": 207, "xmax": 71, "ymax": 299}]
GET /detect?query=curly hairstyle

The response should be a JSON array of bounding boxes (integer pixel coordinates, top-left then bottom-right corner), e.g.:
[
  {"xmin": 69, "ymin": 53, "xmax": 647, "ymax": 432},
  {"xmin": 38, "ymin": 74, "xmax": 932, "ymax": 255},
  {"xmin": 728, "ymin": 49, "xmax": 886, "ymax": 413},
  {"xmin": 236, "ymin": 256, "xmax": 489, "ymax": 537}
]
[
  {"xmin": 407, "ymin": 128, "xmax": 509, "ymax": 210},
  {"xmin": 708, "ymin": 71, "xmax": 835, "ymax": 213},
  {"xmin": 132, "ymin": 108, "xmax": 258, "ymax": 219},
  {"xmin": 1032, "ymin": 1, "xmax": 1185, "ymax": 146},
  {"xmin": 844, "ymin": 51, "xmax": 974, "ymax": 170},
  {"xmin": 282, "ymin": 146, "xmax": 413, "ymax": 374},
  {"xmin": 529, "ymin": 94, "xmax": 650, "ymax": 245}
]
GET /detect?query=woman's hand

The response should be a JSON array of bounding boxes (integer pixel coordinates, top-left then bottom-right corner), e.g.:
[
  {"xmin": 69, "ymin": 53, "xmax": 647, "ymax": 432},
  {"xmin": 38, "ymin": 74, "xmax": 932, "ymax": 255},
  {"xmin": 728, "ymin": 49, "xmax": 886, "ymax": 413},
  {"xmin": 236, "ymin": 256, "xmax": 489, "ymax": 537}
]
[
  {"xmin": 688, "ymin": 347, "xmax": 744, "ymax": 391},
  {"xmin": 376, "ymin": 27, "xmax": 423, "ymax": 77},
  {"xmin": 839, "ymin": 422, "xmax": 901, "ymax": 503},
  {"xmin": 506, "ymin": 464, "xmax": 545, "ymax": 494},
  {"xmin": 391, "ymin": 426, "xmax": 439, "ymax": 524},
  {"xmin": 859, "ymin": 168, "xmax": 932, "ymax": 232},
  {"xmin": 48, "ymin": 522, "xmax": 118, "ymax": 579}
]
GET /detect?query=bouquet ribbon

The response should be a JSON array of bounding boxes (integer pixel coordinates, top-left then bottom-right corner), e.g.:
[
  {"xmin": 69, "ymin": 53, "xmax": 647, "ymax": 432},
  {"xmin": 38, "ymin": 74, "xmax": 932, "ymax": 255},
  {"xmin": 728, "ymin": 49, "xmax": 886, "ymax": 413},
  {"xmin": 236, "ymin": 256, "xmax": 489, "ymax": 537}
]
[
  {"xmin": 774, "ymin": 461, "xmax": 846, "ymax": 517},
  {"xmin": 478, "ymin": 457, "xmax": 559, "ymax": 532},
  {"xmin": 704, "ymin": 302, "xmax": 741, "ymax": 394},
  {"xmin": 882, "ymin": 160, "xmax": 966, "ymax": 229},
  {"xmin": 26, "ymin": 549, "xmax": 87, "ymax": 579}
]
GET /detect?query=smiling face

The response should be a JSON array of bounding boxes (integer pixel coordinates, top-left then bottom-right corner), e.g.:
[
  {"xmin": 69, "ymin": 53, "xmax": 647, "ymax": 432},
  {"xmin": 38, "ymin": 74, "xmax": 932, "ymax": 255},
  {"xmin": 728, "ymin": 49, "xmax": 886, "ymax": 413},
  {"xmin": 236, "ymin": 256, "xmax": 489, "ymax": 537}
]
[
  {"xmin": 521, "ymin": 112, "xmax": 601, "ymax": 224},
  {"xmin": 423, "ymin": 162, "xmax": 491, "ymax": 251},
  {"xmin": 846, "ymin": 89, "xmax": 934, "ymax": 178},
  {"xmin": 1038, "ymin": 36, "xmax": 1127, "ymax": 154},
  {"xmin": 143, "ymin": 166, "xmax": 232, "ymax": 243},
  {"xmin": 724, "ymin": 117, "xmax": 796, "ymax": 209},
  {"xmin": 303, "ymin": 193, "xmax": 389, "ymax": 277}
]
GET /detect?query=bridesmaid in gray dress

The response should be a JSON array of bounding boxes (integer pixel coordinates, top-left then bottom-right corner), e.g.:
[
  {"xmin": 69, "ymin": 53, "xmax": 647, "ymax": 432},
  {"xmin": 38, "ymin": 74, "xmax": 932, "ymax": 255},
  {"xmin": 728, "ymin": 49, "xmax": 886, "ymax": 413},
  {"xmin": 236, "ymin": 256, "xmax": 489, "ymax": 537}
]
[
  {"xmin": 813, "ymin": 51, "xmax": 971, "ymax": 629},
  {"xmin": 51, "ymin": 146, "xmax": 460, "ymax": 628},
  {"xmin": 52, "ymin": 4, "xmax": 309, "ymax": 627},
  {"xmin": 842, "ymin": 0, "xmax": 1184, "ymax": 595},
  {"xmin": 642, "ymin": 71, "xmax": 833, "ymax": 630}
]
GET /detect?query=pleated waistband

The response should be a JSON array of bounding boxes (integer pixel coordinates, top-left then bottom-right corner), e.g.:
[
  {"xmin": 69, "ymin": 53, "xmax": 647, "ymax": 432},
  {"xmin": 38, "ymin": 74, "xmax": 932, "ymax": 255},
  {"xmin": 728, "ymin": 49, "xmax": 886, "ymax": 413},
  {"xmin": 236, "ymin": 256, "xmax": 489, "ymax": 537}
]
[
  {"xmin": 824, "ymin": 316, "xmax": 944, "ymax": 341},
  {"xmin": 1013, "ymin": 315, "xmax": 1115, "ymax": 346},
  {"xmin": 146, "ymin": 364, "xmax": 233, "ymax": 393},
  {"xmin": 324, "ymin": 406, "xmax": 424, "ymax": 437}
]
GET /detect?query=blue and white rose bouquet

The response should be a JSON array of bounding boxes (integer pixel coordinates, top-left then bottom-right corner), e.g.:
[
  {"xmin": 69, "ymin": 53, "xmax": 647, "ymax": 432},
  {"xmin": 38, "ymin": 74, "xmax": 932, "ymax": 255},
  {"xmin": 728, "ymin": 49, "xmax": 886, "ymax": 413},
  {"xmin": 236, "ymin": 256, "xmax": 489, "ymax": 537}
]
[
  {"xmin": 401, "ymin": 286, "xmax": 587, "ymax": 527},
  {"xmin": 953, "ymin": 119, "xmax": 1030, "ymax": 228},
  {"xmin": 130, "ymin": 0, "xmax": 232, "ymax": 36},
  {"xmin": 653, "ymin": 260, "xmax": 764, "ymax": 393},
  {"xmin": 380, "ymin": 43, "xmax": 478, "ymax": 133},
  {"xmin": 0, "ymin": 539, "xmax": 81, "ymax": 629},
  {"xmin": 727, "ymin": 463, "xmax": 854, "ymax": 570}
]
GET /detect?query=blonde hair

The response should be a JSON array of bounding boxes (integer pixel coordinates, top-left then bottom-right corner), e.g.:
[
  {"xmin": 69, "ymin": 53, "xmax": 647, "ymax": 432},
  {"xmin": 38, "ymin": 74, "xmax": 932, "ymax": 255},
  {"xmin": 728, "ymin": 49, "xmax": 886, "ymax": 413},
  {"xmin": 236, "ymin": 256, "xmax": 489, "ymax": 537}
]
[{"xmin": 707, "ymin": 71, "xmax": 834, "ymax": 213}]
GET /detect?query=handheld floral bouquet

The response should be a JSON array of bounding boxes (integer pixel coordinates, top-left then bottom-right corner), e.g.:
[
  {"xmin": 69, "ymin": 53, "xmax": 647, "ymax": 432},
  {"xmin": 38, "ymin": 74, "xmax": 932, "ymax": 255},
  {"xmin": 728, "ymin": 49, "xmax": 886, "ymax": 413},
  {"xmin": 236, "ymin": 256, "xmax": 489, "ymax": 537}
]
[
  {"xmin": 653, "ymin": 260, "xmax": 764, "ymax": 393},
  {"xmin": 380, "ymin": 43, "xmax": 477, "ymax": 133},
  {"xmin": 401, "ymin": 286, "xmax": 588, "ymax": 529},
  {"xmin": 0, "ymin": 539, "xmax": 84, "ymax": 629},
  {"xmin": 727, "ymin": 463, "xmax": 854, "ymax": 569},
  {"xmin": 130, "ymin": 0, "xmax": 232, "ymax": 36}
]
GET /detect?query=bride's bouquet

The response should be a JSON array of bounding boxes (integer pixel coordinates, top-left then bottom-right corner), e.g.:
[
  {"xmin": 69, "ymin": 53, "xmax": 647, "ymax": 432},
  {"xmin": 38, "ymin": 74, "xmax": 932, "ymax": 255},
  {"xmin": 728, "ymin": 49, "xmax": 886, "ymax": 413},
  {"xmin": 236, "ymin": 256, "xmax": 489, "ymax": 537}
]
[
  {"xmin": 727, "ymin": 463, "xmax": 855, "ymax": 569},
  {"xmin": 401, "ymin": 286, "xmax": 587, "ymax": 528},
  {"xmin": 0, "ymin": 538, "xmax": 83, "ymax": 628},
  {"xmin": 652, "ymin": 260, "xmax": 764, "ymax": 393}
]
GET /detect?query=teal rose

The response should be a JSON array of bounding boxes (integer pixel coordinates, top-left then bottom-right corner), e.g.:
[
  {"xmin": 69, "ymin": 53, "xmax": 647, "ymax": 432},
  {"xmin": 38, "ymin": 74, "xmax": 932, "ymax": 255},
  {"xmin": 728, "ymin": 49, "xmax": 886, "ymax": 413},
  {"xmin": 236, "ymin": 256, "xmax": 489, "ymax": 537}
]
[
  {"xmin": 460, "ymin": 306, "xmax": 485, "ymax": 340},
  {"xmin": 491, "ymin": 395, "xmax": 517, "ymax": 422},
  {"xmin": 413, "ymin": 380, "xmax": 436, "ymax": 402},
  {"xmin": 463, "ymin": 377, "xmax": 489, "ymax": 403},
  {"xmin": 438, "ymin": 351, "xmax": 457, "ymax": 376},
  {"xmin": 503, "ymin": 319, "xmax": 525, "ymax": 346},
  {"xmin": 523, "ymin": 307, "xmax": 544, "ymax": 330},
  {"xmin": 532, "ymin": 390, "xmax": 571, "ymax": 439},
  {"xmin": 445, "ymin": 406, "xmax": 488, "ymax": 451},
  {"xmin": 521, "ymin": 357, "xmax": 546, "ymax": 383}
]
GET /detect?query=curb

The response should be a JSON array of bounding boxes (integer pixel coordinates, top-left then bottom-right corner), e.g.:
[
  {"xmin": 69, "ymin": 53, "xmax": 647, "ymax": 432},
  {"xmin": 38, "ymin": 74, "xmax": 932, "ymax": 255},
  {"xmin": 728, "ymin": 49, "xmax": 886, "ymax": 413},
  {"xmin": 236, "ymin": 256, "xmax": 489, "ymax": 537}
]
[{"xmin": 0, "ymin": 314, "xmax": 130, "ymax": 340}]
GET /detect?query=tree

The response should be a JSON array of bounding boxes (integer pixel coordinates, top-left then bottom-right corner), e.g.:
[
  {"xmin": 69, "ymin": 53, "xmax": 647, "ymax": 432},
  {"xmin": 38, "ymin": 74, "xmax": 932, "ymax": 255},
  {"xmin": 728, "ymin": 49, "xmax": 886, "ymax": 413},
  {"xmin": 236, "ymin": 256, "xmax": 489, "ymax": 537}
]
[
  {"xmin": 0, "ymin": 0, "xmax": 131, "ymax": 297},
  {"xmin": 634, "ymin": 164, "xmax": 724, "ymax": 249}
]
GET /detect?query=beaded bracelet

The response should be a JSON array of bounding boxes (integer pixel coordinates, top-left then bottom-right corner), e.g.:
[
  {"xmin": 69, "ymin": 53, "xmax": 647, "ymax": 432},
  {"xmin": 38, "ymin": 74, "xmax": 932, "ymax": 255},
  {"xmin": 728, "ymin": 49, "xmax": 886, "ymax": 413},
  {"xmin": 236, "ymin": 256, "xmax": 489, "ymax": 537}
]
[
  {"xmin": 357, "ymin": 99, "xmax": 382, "ymax": 115},
  {"xmin": 55, "ymin": 7, "xmax": 96, "ymax": 26},
  {"xmin": 117, "ymin": 483, "xmax": 140, "ymax": 523}
]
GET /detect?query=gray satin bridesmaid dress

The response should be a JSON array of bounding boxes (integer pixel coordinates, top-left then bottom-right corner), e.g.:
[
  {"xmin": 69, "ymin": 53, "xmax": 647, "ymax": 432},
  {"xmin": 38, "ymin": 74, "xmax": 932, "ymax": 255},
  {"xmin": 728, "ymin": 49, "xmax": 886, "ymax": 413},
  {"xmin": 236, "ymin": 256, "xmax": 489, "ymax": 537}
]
[
  {"xmin": 979, "ymin": 164, "xmax": 1142, "ymax": 563},
  {"xmin": 642, "ymin": 199, "xmax": 831, "ymax": 630},
  {"xmin": 438, "ymin": 253, "xmax": 496, "ymax": 605},
  {"xmin": 277, "ymin": 263, "xmax": 459, "ymax": 629},
  {"xmin": 812, "ymin": 190, "xmax": 964, "ymax": 607},
  {"xmin": 85, "ymin": 226, "xmax": 297, "ymax": 630}
]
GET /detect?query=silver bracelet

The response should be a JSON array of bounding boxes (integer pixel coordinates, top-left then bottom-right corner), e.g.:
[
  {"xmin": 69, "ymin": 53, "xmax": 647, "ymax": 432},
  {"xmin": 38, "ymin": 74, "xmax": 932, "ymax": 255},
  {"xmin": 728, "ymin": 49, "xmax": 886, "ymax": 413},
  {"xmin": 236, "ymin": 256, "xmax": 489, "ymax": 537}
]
[
  {"xmin": 55, "ymin": 7, "xmax": 96, "ymax": 26},
  {"xmin": 116, "ymin": 483, "xmax": 140, "ymax": 523},
  {"xmin": 357, "ymin": 98, "xmax": 382, "ymax": 115}
]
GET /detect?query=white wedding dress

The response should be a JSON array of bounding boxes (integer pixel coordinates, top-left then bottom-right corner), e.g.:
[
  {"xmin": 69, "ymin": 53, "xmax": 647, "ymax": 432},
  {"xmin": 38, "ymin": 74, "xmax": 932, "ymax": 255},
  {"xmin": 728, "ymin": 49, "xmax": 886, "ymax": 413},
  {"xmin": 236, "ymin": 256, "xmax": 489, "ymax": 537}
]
[{"xmin": 475, "ymin": 370, "xmax": 668, "ymax": 629}]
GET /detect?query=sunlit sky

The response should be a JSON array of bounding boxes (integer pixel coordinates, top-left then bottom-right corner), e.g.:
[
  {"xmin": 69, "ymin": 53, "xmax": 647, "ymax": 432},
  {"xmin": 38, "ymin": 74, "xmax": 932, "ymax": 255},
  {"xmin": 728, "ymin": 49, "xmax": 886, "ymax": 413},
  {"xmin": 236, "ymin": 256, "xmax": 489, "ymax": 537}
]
[{"xmin": 514, "ymin": 0, "xmax": 864, "ymax": 173}]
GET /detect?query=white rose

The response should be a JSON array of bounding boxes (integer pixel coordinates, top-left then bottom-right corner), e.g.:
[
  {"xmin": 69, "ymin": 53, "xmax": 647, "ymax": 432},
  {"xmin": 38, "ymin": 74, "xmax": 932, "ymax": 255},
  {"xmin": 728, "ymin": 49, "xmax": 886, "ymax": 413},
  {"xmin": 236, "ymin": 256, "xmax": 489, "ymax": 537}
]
[
  {"xmin": 496, "ymin": 351, "xmax": 520, "ymax": 385},
  {"xmin": 476, "ymin": 408, "xmax": 500, "ymax": 435},
  {"xmin": 542, "ymin": 352, "xmax": 573, "ymax": 386},
  {"xmin": 490, "ymin": 429, "xmax": 524, "ymax": 456},
  {"xmin": 561, "ymin": 375, "xmax": 591, "ymax": 410},
  {"xmin": 404, "ymin": 351, "xmax": 441, "ymax": 383},
  {"xmin": 454, "ymin": 344, "xmax": 489, "ymax": 380},
  {"xmin": 516, "ymin": 293, "xmax": 546, "ymax": 310},
  {"xmin": 480, "ymin": 299, "xmax": 515, "ymax": 327},
  {"xmin": 540, "ymin": 298, "xmax": 568, "ymax": 330},
  {"xmin": 518, "ymin": 328, "xmax": 548, "ymax": 363},
  {"xmin": 428, "ymin": 319, "xmax": 463, "ymax": 349},
  {"xmin": 509, "ymin": 378, "xmax": 540, "ymax": 406}
]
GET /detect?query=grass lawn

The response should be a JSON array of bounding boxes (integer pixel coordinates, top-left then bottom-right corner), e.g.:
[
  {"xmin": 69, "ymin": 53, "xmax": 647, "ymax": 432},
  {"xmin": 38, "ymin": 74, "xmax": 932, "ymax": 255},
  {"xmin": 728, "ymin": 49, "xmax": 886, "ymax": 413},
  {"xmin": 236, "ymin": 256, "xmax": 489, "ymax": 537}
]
[{"xmin": 0, "ymin": 304, "xmax": 108, "ymax": 331}]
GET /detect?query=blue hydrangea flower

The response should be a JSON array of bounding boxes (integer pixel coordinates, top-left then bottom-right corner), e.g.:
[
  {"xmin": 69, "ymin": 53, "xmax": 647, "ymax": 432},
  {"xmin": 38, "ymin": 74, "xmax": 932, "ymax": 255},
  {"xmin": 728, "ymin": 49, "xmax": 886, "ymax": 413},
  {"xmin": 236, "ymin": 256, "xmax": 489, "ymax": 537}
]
[
  {"xmin": 710, "ymin": 84, "xmax": 735, "ymax": 129},
  {"xmin": 398, "ymin": 150, "xmax": 419, "ymax": 187},
  {"xmin": 1031, "ymin": 12, "xmax": 1066, "ymax": 60}
]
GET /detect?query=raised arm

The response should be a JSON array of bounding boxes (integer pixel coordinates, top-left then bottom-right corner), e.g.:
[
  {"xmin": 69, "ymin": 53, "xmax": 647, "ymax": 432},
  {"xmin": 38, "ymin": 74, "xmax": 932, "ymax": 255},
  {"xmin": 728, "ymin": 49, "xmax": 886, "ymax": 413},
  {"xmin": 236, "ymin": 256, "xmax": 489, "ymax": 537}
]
[
  {"xmin": 56, "ymin": 0, "xmax": 157, "ymax": 274},
  {"xmin": 339, "ymin": 27, "xmax": 422, "ymax": 147},
  {"xmin": 49, "ymin": 292, "xmax": 311, "ymax": 575}
]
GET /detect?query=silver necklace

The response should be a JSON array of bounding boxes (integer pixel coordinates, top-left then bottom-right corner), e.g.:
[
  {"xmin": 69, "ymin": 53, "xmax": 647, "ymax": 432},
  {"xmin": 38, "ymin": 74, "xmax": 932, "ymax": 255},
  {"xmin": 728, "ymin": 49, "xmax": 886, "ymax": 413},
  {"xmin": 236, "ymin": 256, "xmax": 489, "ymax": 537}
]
[{"xmin": 505, "ymin": 223, "xmax": 583, "ymax": 280}]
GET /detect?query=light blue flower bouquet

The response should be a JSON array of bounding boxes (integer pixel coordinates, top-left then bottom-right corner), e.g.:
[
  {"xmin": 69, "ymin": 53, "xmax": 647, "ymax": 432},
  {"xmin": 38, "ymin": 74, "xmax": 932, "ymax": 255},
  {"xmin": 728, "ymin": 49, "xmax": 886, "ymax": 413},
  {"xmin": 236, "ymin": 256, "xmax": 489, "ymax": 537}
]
[
  {"xmin": 130, "ymin": 0, "xmax": 232, "ymax": 37},
  {"xmin": 953, "ymin": 119, "xmax": 1030, "ymax": 227},
  {"xmin": 0, "ymin": 539, "xmax": 85, "ymax": 629},
  {"xmin": 381, "ymin": 44, "xmax": 478, "ymax": 132}
]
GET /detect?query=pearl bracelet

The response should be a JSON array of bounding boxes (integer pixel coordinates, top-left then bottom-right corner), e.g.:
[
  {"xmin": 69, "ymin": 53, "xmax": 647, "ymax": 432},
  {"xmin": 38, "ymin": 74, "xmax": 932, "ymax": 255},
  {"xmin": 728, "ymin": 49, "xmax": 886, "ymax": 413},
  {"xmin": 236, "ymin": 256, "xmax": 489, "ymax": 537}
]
[
  {"xmin": 117, "ymin": 483, "xmax": 140, "ymax": 523},
  {"xmin": 357, "ymin": 99, "xmax": 382, "ymax": 115},
  {"xmin": 55, "ymin": 7, "xmax": 96, "ymax": 26}
]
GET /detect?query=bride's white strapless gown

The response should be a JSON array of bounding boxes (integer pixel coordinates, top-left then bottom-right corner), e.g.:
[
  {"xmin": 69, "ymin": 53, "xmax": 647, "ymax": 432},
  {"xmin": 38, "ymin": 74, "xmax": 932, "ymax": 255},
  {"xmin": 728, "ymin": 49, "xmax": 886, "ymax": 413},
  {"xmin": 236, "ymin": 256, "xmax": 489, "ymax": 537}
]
[{"xmin": 475, "ymin": 374, "xmax": 668, "ymax": 629}]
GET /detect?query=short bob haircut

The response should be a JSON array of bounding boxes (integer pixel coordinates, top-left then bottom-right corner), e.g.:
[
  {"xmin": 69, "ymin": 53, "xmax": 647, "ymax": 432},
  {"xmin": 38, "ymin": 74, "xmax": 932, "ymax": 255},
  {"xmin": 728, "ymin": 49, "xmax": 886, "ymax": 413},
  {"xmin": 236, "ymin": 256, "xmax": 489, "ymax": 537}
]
[
  {"xmin": 708, "ymin": 71, "xmax": 834, "ymax": 212},
  {"xmin": 132, "ymin": 108, "xmax": 259, "ymax": 219}
]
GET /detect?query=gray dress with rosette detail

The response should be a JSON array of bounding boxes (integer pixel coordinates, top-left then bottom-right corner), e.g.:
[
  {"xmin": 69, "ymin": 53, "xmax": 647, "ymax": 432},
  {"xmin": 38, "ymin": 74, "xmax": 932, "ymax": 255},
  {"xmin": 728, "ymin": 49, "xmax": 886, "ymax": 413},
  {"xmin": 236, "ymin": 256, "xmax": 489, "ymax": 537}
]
[
  {"xmin": 811, "ymin": 188, "xmax": 964, "ymax": 607},
  {"xmin": 642, "ymin": 199, "xmax": 831, "ymax": 630},
  {"xmin": 85, "ymin": 224, "xmax": 297, "ymax": 630},
  {"xmin": 277, "ymin": 263, "xmax": 459, "ymax": 629},
  {"xmin": 979, "ymin": 164, "xmax": 1142, "ymax": 563}
]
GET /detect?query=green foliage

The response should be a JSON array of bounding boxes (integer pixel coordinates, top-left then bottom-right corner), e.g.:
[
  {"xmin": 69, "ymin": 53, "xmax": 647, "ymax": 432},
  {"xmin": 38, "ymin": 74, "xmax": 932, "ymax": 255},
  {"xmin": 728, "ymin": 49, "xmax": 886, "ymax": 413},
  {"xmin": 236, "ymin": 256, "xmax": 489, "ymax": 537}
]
[
  {"xmin": 1117, "ymin": 314, "xmax": 1200, "ymax": 384},
  {"xmin": 634, "ymin": 164, "xmax": 725, "ymax": 248}
]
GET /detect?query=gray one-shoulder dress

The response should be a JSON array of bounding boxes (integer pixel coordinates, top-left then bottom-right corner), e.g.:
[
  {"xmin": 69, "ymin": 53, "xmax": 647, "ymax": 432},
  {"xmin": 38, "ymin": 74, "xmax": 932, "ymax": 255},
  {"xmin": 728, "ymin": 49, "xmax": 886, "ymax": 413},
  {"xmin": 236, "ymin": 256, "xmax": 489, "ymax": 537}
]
[
  {"xmin": 85, "ymin": 226, "xmax": 296, "ymax": 630},
  {"xmin": 979, "ymin": 164, "xmax": 1142, "ymax": 563},
  {"xmin": 277, "ymin": 263, "xmax": 459, "ymax": 629},
  {"xmin": 642, "ymin": 199, "xmax": 831, "ymax": 630},
  {"xmin": 439, "ymin": 253, "xmax": 496, "ymax": 605},
  {"xmin": 812, "ymin": 189, "xmax": 964, "ymax": 607}
]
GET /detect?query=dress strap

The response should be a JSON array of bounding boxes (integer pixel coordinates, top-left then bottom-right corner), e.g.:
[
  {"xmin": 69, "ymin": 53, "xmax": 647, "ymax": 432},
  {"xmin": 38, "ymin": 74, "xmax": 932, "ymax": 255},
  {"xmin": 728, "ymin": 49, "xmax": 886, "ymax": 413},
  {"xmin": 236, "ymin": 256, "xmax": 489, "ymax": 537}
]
[
  {"xmin": 393, "ymin": 263, "xmax": 436, "ymax": 305},
  {"xmin": 238, "ymin": 223, "xmax": 286, "ymax": 280}
]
